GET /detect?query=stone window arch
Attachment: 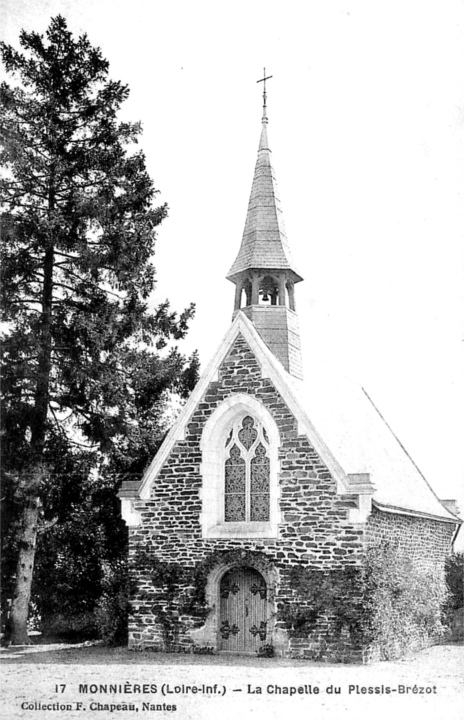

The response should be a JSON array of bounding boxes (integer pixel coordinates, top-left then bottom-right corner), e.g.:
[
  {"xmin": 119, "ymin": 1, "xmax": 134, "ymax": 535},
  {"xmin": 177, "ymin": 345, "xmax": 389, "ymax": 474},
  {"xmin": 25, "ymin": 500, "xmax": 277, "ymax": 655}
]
[{"xmin": 200, "ymin": 394, "xmax": 281, "ymax": 538}]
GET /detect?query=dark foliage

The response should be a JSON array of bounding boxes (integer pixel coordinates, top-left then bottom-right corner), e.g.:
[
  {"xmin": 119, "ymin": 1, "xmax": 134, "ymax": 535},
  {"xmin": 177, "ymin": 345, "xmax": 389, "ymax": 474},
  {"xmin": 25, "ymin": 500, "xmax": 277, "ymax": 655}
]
[
  {"xmin": 0, "ymin": 16, "xmax": 199, "ymax": 642},
  {"xmin": 278, "ymin": 565, "xmax": 366, "ymax": 644},
  {"xmin": 256, "ymin": 643, "xmax": 275, "ymax": 658},
  {"xmin": 445, "ymin": 551, "xmax": 464, "ymax": 613}
]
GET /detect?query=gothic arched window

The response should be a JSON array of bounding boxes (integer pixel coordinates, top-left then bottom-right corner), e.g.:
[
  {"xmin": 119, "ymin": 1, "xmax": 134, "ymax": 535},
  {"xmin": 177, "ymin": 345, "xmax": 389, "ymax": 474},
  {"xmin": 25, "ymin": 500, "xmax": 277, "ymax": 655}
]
[
  {"xmin": 200, "ymin": 393, "xmax": 280, "ymax": 538},
  {"xmin": 224, "ymin": 416, "xmax": 270, "ymax": 522}
]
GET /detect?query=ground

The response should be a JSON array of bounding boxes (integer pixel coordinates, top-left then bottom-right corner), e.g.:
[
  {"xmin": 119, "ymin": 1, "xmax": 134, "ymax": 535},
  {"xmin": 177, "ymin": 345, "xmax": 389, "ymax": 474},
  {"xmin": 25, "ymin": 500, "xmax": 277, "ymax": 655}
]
[{"xmin": 1, "ymin": 641, "xmax": 463, "ymax": 720}]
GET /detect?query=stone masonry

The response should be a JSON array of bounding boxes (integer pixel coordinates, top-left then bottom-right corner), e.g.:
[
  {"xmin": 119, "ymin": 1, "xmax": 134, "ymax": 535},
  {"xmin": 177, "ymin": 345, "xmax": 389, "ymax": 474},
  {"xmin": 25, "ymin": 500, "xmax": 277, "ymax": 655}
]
[
  {"xmin": 123, "ymin": 332, "xmax": 459, "ymax": 661},
  {"xmin": 127, "ymin": 335, "xmax": 367, "ymax": 653},
  {"xmin": 366, "ymin": 507, "xmax": 457, "ymax": 574}
]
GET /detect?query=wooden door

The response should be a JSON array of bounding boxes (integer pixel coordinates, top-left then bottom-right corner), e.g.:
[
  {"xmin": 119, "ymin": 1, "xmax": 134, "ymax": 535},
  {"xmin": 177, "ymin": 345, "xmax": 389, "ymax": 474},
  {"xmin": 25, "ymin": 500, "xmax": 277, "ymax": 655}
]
[{"xmin": 219, "ymin": 567, "xmax": 268, "ymax": 652}]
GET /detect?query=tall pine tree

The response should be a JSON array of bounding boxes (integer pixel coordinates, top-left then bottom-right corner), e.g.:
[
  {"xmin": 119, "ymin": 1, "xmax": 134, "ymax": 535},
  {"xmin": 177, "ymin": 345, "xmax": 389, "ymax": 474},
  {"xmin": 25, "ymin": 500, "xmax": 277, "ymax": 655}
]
[{"xmin": 1, "ymin": 16, "xmax": 198, "ymax": 644}]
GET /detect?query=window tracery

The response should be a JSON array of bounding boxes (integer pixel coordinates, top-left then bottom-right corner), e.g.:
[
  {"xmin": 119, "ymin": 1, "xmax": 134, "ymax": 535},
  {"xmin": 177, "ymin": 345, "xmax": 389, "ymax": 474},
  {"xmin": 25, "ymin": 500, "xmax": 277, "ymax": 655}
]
[
  {"xmin": 224, "ymin": 416, "xmax": 270, "ymax": 522},
  {"xmin": 199, "ymin": 393, "xmax": 280, "ymax": 538}
]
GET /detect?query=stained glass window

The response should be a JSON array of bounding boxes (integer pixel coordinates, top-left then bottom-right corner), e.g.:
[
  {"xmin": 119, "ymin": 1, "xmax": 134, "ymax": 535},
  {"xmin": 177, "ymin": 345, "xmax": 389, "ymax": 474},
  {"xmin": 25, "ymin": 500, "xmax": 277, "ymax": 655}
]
[
  {"xmin": 238, "ymin": 416, "xmax": 257, "ymax": 450},
  {"xmin": 224, "ymin": 417, "xmax": 270, "ymax": 522},
  {"xmin": 250, "ymin": 443, "xmax": 270, "ymax": 521},
  {"xmin": 224, "ymin": 444, "xmax": 246, "ymax": 521}
]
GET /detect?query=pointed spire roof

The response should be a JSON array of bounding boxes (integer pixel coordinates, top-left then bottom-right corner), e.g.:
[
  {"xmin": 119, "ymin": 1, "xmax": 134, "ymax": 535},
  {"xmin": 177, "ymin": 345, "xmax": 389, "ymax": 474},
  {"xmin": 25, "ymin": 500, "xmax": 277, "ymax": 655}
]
[{"xmin": 227, "ymin": 99, "xmax": 302, "ymax": 283}]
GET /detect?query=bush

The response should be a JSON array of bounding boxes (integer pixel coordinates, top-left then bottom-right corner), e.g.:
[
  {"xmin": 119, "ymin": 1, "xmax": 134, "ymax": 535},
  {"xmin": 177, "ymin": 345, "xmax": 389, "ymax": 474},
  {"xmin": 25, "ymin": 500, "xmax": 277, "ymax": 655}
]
[
  {"xmin": 277, "ymin": 544, "xmax": 450, "ymax": 660},
  {"xmin": 445, "ymin": 552, "xmax": 464, "ymax": 612},
  {"xmin": 40, "ymin": 612, "xmax": 98, "ymax": 641},
  {"xmin": 363, "ymin": 543, "xmax": 449, "ymax": 658},
  {"xmin": 257, "ymin": 644, "xmax": 275, "ymax": 658},
  {"xmin": 94, "ymin": 560, "xmax": 132, "ymax": 646}
]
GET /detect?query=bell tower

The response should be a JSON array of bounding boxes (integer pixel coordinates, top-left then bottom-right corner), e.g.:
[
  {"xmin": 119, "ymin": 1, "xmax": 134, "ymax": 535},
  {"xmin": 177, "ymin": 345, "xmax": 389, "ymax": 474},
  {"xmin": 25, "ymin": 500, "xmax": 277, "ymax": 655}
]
[{"xmin": 227, "ymin": 71, "xmax": 304, "ymax": 379}]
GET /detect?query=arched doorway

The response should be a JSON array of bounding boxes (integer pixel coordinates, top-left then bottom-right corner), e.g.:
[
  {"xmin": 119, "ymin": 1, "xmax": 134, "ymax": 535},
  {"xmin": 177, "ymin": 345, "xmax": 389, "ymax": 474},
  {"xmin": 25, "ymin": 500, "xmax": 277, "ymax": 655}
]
[{"xmin": 218, "ymin": 567, "xmax": 268, "ymax": 652}]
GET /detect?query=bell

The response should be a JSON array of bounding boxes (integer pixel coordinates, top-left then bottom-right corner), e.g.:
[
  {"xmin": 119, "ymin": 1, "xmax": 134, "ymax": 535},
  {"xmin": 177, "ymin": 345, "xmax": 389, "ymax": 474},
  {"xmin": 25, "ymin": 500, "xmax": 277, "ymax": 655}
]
[{"xmin": 262, "ymin": 293, "xmax": 269, "ymax": 302}]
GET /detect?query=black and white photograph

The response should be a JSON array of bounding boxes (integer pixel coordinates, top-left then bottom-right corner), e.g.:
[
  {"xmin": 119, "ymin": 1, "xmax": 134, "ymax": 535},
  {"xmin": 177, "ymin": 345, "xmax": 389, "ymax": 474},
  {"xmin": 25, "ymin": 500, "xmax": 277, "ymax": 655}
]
[{"xmin": 1, "ymin": 1, "xmax": 463, "ymax": 719}]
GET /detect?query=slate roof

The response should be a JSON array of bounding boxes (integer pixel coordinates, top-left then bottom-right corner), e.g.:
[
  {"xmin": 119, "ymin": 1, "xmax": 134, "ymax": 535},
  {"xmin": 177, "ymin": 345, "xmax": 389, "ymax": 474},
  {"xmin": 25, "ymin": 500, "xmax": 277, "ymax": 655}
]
[
  {"xmin": 227, "ymin": 122, "xmax": 302, "ymax": 282},
  {"xmin": 288, "ymin": 356, "xmax": 459, "ymax": 522},
  {"xmin": 137, "ymin": 312, "xmax": 459, "ymax": 525}
]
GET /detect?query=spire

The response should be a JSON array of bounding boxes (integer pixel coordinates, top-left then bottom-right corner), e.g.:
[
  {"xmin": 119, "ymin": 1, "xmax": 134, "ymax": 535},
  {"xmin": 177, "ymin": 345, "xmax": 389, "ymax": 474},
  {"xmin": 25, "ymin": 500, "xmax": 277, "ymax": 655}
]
[
  {"xmin": 226, "ymin": 74, "xmax": 304, "ymax": 379},
  {"xmin": 226, "ymin": 73, "xmax": 302, "ymax": 283},
  {"xmin": 258, "ymin": 121, "xmax": 269, "ymax": 151}
]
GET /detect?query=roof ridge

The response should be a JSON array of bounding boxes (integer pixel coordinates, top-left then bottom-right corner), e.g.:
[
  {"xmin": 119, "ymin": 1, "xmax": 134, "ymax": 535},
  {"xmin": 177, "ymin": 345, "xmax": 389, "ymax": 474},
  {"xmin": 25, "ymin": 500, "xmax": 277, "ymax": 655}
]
[{"xmin": 361, "ymin": 387, "xmax": 458, "ymax": 521}]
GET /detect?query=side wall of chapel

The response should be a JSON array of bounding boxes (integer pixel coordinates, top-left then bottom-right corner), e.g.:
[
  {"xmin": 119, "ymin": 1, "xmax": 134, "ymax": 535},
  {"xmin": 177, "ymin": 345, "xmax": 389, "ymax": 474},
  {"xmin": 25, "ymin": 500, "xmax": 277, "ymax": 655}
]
[{"xmin": 366, "ymin": 507, "xmax": 456, "ymax": 575}]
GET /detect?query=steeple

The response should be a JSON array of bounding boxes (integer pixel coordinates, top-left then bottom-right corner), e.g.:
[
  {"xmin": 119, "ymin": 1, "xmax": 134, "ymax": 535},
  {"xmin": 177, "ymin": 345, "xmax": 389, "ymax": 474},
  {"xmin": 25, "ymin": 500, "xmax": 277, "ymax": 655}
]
[{"xmin": 227, "ymin": 73, "xmax": 304, "ymax": 379}]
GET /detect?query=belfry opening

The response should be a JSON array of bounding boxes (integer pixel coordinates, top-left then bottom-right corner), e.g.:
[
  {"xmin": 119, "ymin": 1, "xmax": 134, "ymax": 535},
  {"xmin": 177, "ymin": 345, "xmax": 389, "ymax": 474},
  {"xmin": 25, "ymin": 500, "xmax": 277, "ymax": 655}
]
[{"xmin": 233, "ymin": 272, "xmax": 296, "ymax": 311}]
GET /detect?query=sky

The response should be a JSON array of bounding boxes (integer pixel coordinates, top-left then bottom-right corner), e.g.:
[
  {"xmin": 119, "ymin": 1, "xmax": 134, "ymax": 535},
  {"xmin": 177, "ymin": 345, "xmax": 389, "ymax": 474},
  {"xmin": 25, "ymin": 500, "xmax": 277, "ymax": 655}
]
[{"xmin": 2, "ymin": 0, "xmax": 464, "ymax": 543}]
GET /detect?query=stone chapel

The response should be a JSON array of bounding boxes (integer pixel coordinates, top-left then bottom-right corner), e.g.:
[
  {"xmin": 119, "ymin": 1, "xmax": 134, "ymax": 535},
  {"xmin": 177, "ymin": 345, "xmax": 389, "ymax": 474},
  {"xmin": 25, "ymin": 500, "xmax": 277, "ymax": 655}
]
[{"xmin": 119, "ymin": 83, "xmax": 461, "ymax": 661}]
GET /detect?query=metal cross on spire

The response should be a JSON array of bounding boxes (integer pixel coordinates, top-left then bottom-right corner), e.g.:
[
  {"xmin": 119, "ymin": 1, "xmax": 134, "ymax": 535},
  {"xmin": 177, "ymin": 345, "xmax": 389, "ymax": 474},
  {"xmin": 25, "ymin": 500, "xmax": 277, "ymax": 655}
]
[{"xmin": 257, "ymin": 68, "xmax": 273, "ymax": 121}]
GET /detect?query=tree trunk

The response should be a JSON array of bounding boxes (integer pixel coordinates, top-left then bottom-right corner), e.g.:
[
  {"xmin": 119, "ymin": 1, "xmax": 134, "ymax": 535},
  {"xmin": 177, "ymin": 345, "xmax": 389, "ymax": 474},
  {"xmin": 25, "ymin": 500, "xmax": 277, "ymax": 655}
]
[
  {"xmin": 7, "ymin": 494, "xmax": 41, "ymax": 645},
  {"xmin": 8, "ymin": 188, "xmax": 55, "ymax": 644}
]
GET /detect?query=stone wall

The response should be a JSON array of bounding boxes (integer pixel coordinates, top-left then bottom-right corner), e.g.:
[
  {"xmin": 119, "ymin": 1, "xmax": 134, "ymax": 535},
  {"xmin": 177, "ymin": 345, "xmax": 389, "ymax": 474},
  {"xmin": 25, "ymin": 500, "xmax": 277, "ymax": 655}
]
[
  {"xmin": 127, "ymin": 333, "xmax": 365, "ymax": 655},
  {"xmin": 366, "ymin": 506, "xmax": 456, "ymax": 574},
  {"xmin": 126, "ymin": 333, "xmax": 457, "ymax": 661}
]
